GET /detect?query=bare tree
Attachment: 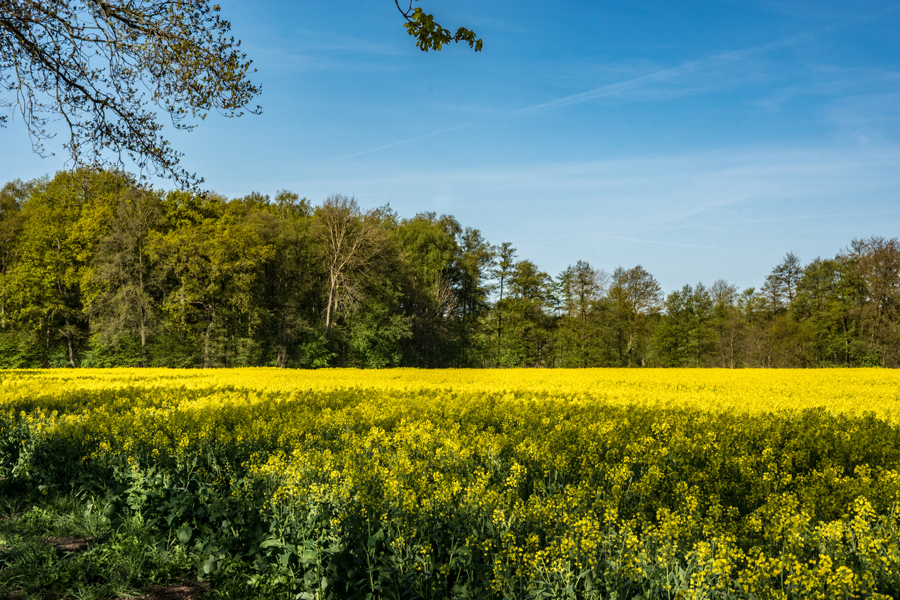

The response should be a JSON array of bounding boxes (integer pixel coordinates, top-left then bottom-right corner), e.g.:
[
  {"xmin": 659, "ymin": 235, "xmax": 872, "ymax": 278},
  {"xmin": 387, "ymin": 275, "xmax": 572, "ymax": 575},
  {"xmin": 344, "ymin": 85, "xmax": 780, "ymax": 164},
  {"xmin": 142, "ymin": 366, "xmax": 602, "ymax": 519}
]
[
  {"xmin": 314, "ymin": 195, "xmax": 384, "ymax": 338},
  {"xmin": 710, "ymin": 279, "xmax": 737, "ymax": 306}
]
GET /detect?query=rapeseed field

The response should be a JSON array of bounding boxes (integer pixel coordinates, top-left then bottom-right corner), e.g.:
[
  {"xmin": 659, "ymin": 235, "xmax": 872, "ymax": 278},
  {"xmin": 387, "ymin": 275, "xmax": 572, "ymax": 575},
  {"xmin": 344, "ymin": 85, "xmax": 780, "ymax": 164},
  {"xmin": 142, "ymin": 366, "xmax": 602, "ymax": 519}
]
[{"xmin": 2, "ymin": 368, "xmax": 900, "ymax": 599}]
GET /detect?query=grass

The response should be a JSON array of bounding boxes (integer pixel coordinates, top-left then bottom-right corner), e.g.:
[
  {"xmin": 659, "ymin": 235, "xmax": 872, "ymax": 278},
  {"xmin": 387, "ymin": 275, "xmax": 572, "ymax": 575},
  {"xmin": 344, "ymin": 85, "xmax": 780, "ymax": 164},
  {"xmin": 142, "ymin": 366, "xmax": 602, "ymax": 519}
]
[{"xmin": 0, "ymin": 478, "xmax": 208, "ymax": 600}]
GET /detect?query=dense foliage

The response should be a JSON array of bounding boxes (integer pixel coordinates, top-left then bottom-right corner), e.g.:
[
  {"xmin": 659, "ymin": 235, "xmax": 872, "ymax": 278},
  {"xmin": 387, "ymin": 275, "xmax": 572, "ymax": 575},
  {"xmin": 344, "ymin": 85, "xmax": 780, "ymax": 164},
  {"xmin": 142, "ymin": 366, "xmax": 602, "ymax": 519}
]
[
  {"xmin": 1, "ymin": 170, "xmax": 899, "ymax": 369},
  {"xmin": 3, "ymin": 368, "xmax": 900, "ymax": 598}
]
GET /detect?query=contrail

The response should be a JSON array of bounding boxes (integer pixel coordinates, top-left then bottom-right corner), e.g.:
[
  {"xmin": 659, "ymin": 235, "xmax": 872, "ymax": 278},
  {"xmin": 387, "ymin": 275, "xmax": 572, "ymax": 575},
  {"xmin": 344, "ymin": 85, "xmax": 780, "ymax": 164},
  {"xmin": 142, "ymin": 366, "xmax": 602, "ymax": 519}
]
[
  {"xmin": 510, "ymin": 27, "xmax": 839, "ymax": 116},
  {"xmin": 302, "ymin": 11, "xmax": 892, "ymax": 167},
  {"xmin": 511, "ymin": 8, "xmax": 896, "ymax": 116}
]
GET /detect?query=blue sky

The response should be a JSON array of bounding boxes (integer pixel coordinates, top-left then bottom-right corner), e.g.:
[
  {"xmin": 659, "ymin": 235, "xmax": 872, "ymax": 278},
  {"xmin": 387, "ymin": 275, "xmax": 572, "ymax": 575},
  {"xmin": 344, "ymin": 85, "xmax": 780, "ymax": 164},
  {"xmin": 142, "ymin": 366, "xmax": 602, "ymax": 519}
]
[{"xmin": 2, "ymin": 0, "xmax": 899, "ymax": 292}]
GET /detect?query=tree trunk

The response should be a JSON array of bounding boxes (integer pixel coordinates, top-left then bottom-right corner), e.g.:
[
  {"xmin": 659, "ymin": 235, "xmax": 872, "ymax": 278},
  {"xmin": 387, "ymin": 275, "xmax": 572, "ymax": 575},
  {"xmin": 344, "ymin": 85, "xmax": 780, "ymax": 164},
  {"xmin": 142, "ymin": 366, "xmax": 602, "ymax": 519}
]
[
  {"xmin": 62, "ymin": 316, "xmax": 77, "ymax": 368},
  {"xmin": 324, "ymin": 276, "xmax": 336, "ymax": 338},
  {"xmin": 67, "ymin": 336, "xmax": 76, "ymax": 368},
  {"xmin": 44, "ymin": 324, "xmax": 51, "ymax": 368},
  {"xmin": 139, "ymin": 304, "xmax": 148, "ymax": 367},
  {"xmin": 729, "ymin": 329, "xmax": 735, "ymax": 369},
  {"xmin": 139, "ymin": 254, "xmax": 147, "ymax": 367},
  {"xmin": 203, "ymin": 310, "xmax": 215, "ymax": 368}
]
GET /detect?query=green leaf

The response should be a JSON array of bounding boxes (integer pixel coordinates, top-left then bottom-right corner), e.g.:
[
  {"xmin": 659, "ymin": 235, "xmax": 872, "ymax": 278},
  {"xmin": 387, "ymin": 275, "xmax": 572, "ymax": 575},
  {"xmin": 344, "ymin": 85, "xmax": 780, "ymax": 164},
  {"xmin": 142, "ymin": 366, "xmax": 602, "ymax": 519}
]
[
  {"xmin": 202, "ymin": 556, "xmax": 217, "ymax": 575},
  {"xmin": 367, "ymin": 528, "xmax": 384, "ymax": 548},
  {"xmin": 176, "ymin": 524, "xmax": 192, "ymax": 544}
]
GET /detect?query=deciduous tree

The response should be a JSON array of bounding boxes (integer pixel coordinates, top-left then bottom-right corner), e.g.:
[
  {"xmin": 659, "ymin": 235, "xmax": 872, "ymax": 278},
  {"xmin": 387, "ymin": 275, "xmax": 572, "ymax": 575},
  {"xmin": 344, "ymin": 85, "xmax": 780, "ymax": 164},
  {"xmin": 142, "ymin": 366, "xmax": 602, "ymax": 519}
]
[
  {"xmin": 449, "ymin": 226, "xmax": 494, "ymax": 365},
  {"xmin": 843, "ymin": 236, "xmax": 900, "ymax": 366},
  {"xmin": 655, "ymin": 283, "xmax": 715, "ymax": 367},
  {"xmin": 607, "ymin": 265, "xmax": 662, "ymax": 366},
  {"xmin": 86, "ymin": 187, "xmax": 164, "ymax": 365},
  {"xmin": 149, "ymin": 192, "xmax": 272, "ymax": 367},
  {"xmin": 313, "ymin": 195, "xmax": 385, "ymax": 340},
  {"xmin": 394, "ymin": 212, "xmax": 460, "ymax": 366},
  {"xmin": 504, "ymin": 259, "xmax": 552, "ymax": 367},
  {"xmin": 1, "ymin": 0, "xmax": 261, "ymax": 188},
  {"xmin": 7, "ymin": 169, "xmax": 130, "ymax": 366},
  {"xmin": 0, "ymin": 180, "xmax": 26, "ymax": 330},
  {"xmin": 556, "ymin": 260, "xmax": 606, "ymax": 367},
  {"xmin": 2, "ymin": 2, "xmax": 479, "ymax": 188}
]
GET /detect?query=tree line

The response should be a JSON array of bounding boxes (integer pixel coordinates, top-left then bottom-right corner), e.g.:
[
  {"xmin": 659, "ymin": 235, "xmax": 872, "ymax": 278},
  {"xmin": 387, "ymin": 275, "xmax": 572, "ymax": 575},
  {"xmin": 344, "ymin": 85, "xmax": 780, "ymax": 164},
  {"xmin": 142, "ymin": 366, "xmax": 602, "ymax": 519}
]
[{"xmin": 1, "ymin": 170, "xmax": 898, "ymax": 369}]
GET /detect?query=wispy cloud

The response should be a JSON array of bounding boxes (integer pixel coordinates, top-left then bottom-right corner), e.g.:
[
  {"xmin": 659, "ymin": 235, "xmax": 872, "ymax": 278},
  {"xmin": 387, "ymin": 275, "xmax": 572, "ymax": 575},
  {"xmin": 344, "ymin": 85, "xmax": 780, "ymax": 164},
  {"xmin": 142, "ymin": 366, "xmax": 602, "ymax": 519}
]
[
  {"xmin": 553, "ymin": 232, "xmax": 736, "ymax": 253},
  {"xmin": 307, "ymin": 14, "xmax": 885, "ymax": 165},
  {"xmin": 727, "ymin": 208, "xmax": 900, "ymax": 226},
  {"xmin": 288, "ymin": 29, "xmax": 405, "ymax": 55},
  {"xmin": 825, "ymin": 92, "xmax": 900, "ymax": 126},
  {"xmin": 302, "ymin": 123, "xmax": 473, "ymax": 167},
  {"xmin": 508, "ymin": 23, "xmax": 855, "ymax": 116},
  {"xmin": 243, "ymin": 29, "xmax": 405, "ymax": 74},
  {"xmin": 754, "ymin": 66, "xmax": 900, "ymax": 112},
  {"xmin": 294, "ymin": 144, "xmax": 900, "ymax": 220}
]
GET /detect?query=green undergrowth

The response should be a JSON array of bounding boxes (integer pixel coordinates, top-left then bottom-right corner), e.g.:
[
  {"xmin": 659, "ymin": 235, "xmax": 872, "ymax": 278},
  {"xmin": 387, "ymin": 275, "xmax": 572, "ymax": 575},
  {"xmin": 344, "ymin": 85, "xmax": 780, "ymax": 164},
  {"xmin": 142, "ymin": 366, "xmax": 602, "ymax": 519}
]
[{"xmin": 0, "ymin": 478, "xmax": 210, "ymax": 600}]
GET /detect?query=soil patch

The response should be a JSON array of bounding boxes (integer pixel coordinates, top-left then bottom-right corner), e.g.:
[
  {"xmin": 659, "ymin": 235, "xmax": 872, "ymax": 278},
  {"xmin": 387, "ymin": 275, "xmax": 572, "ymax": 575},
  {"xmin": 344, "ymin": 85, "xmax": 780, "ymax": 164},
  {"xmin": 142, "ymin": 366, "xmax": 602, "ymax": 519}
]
[
  {"xmin": 135, "ymin": 581, "xmax": 211, "ymax": 600},
  {"xmin": 44, "ymin": 535, "xmax": 94, "ymax": 552}
]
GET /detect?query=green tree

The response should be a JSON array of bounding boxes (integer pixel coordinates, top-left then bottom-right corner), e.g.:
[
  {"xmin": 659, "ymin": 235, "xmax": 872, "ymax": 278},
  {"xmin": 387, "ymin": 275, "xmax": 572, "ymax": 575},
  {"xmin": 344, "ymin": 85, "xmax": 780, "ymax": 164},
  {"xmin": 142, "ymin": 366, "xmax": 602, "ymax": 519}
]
[
  {"xmin": 556, "ymin": 260, "xmax": 606, "ymax": 367},
  {"xmin": 85, "ymin": 187, "xmax": 164, "ymax": 366},
  {"xmin": 345, "ymin": 234, "xmax": 412, "ymax": 369},
  {"xmin": 655, "ymin": 283, "xmax": 715, "ymax": 367},
  {"xmin": 260, "ymin": 191, "xmax": 324, "ymax": 368},
  {"xmin": 735, "ymin": 287, "xmax": 773, "ymax": 367},
  {"xmin": 0, "ymin": 179, "xmax": 28, "ymax": 365},
  {"xmin": 0, "ymin": 180, "xmax": 27, "ymax": 328},
  {"xmin": 607, "ymin": 265, "xmax": 662, "ymax": 366},
  {"xmin": 766, "ymin": 313, "xmax": 817, "ymax": 367},
  {"xmin": 149, "ymin": 192, "xmax": 273, "ymax": 367},
  {"xmin": 842, "ymin": 236, "xmax": 900, "ymax": 366},
  {"xmin": 793, "ymin": 257, "xmax": 860, "ymax": 365},
  {"xmin": 708, "ymin": 279, "xmax": 744, "ymax": 368},
  {"xmin": 502, "ymin": 259, "xmax": 553, "ymax": 367},
  {"xmin": 6, "ymin": 169, "xmax": 131, "ymax": 366},
  {"xmin": 490, "ymin": 242, "xmax": 518, "ymax": 365},
  {"xmin": 760, "ymin": 252, "xmax": 803, "ymax": 314},
  {"xmin": 449, "ymin": 226, "xmax": 495, "ymax": 366},
  {"xmin": 394, "ymin": 212, "xmax": 460, "ymax": 366}
]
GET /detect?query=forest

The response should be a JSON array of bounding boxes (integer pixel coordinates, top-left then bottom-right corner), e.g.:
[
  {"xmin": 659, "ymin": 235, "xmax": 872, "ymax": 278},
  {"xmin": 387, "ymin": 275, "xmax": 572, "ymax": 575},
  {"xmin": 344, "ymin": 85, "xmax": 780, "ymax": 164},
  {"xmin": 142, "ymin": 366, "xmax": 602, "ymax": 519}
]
[{"xmin": 0, "ymin": 169, "xmax": 897, "ymax": 369}]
